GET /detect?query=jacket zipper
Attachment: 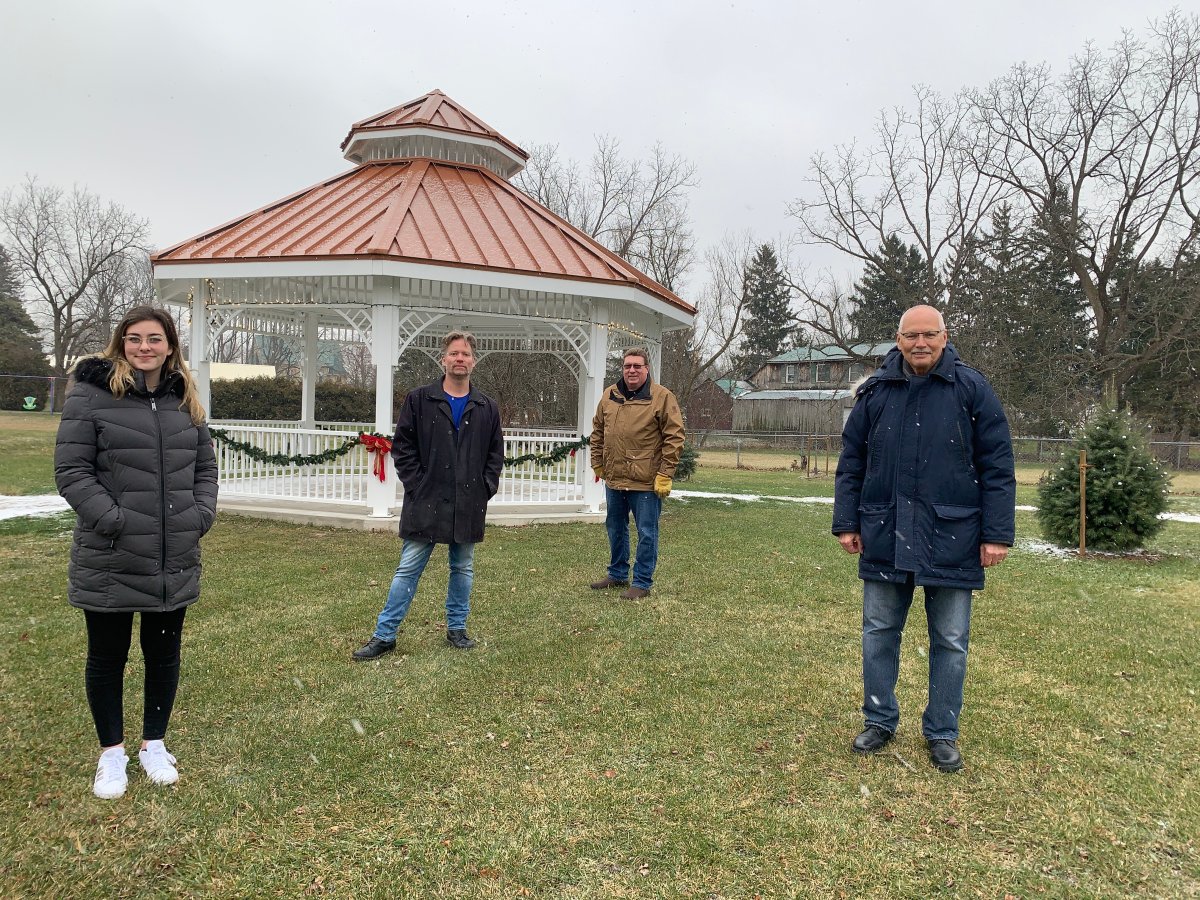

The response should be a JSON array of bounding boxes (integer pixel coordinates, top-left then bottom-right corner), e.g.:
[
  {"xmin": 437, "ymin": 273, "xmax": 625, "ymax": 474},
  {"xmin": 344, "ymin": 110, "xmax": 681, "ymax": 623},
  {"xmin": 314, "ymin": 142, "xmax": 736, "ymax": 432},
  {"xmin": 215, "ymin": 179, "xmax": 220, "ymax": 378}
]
[{"xmin": 151, "ymin": 397, "xmax": 168, "ymax": 606}]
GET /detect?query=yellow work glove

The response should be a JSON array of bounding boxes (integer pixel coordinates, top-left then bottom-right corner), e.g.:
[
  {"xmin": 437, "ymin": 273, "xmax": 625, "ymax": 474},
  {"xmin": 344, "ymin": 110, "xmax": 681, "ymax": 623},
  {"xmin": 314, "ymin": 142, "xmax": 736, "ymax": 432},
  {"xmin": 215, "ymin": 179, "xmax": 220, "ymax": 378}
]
[
  {"xmin": 654, "ymin": 474, "xmax": 672, "ymax": 499},
  {"xmin": 593, "ymin": 466, "xmax": 605, "ymax": 483}
]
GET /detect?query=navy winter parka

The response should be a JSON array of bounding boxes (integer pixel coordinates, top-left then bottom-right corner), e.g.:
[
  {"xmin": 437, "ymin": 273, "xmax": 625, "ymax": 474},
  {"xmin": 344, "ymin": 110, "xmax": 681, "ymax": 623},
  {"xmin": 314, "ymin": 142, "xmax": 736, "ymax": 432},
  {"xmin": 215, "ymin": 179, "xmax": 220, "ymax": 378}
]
[
  {"xmin": 54, "ymin": 357, "xmax": 219, "ymax": 612},
  {"xmin": 832, "ymin": 344, "xmax": 1016, "ymax": 590},
  {"xmin": 392, "ymin": 379, "xmax": 504, "ymax": 545}
]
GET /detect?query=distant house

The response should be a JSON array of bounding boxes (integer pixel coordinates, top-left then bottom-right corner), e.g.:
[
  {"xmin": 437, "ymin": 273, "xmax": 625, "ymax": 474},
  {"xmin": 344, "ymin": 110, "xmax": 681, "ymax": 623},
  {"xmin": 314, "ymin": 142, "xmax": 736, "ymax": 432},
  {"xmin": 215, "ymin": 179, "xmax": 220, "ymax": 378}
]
[
  {"xmin": 686, "ymin": 376, "xmax": 755, "ymax": 431},
  {"xmin": 750, "ymin": 343, "xmax": 893, "ymax": 392}
]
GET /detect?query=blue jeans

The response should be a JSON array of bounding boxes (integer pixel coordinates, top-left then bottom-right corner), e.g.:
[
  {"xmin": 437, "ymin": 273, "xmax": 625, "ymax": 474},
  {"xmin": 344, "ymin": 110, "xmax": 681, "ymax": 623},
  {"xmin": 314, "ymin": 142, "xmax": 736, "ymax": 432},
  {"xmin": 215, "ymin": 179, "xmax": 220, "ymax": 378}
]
[
  {"xmin": 605, "ymin": 487, "xmax": 662, "ymax": 590},
  {"xmin": 373, "ymin": 539, "xmax": 475, "ymax": 640},
  {"xmin": 861, "ymin": 578, "xmax": 972, "ymax": 740}
]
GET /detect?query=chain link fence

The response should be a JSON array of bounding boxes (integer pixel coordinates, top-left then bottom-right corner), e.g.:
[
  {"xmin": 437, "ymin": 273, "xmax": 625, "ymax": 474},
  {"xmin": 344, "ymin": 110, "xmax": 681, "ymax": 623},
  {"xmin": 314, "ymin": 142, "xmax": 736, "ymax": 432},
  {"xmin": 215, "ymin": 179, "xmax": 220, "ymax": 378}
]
[{"xmin": 690, "ymin": 430, "xmax": 1200, "ymax": 472}]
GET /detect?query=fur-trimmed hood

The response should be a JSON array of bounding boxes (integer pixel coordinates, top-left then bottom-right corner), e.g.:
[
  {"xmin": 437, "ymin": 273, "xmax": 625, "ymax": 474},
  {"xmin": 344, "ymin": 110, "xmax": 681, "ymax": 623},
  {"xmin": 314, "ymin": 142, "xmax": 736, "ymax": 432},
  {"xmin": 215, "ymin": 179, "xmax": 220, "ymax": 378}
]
[{"xmin": 73, "ymin": 356, "xmax": 184, "ymax": 397}]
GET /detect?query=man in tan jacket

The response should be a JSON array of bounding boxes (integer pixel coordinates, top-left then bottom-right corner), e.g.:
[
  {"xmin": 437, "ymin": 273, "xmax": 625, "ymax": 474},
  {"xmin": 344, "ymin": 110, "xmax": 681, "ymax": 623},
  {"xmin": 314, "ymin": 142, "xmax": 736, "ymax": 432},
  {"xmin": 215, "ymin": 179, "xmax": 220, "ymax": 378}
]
[{"xmin": 589, "ymin": 347, "xmax": 686, "ymax": 599}]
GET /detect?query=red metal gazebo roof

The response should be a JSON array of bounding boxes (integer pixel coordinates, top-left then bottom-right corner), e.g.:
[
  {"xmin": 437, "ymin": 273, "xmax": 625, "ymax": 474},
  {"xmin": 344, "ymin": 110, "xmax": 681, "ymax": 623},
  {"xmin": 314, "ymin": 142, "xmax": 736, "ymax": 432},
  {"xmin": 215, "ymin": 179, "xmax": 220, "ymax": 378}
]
[
  {"xmin": 153, "ymin": 157, "xmax": 691, "ymax": 312},
  {"xmin": 154, "ymin": 91, "xmax": 692, "ymax": 314}
]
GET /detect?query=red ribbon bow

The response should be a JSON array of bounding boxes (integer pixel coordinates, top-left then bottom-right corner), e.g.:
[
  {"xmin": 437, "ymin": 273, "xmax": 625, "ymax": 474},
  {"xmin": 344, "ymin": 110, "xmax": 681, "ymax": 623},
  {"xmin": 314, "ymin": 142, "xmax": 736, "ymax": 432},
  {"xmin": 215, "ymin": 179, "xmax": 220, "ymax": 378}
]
[{"xmin": 359, "ymin": 433, "xmax": 393, "ymax": 482}]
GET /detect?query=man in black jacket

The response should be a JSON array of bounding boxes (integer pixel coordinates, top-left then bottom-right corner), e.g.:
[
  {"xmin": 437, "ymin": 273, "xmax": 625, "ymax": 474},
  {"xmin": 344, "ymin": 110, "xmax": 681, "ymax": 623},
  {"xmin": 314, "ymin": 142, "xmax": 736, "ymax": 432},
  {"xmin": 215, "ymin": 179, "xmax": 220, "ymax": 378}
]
[
  {"xmin": 353, "ymin": 331, "xmax": 504, "ymax": 657},
  {"xmin": 833, "ymin": 305, "xmax": 1015, "ymax": 773}
]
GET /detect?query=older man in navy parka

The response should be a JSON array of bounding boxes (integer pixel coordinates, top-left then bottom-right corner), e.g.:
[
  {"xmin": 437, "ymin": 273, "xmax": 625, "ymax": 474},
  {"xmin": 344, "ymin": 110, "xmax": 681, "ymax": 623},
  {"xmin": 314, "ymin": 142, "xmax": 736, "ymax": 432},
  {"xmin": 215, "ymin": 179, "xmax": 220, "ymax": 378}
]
[{"xmin": 833, "ymin": 305, "xmax": 1015, "ymax": 773}]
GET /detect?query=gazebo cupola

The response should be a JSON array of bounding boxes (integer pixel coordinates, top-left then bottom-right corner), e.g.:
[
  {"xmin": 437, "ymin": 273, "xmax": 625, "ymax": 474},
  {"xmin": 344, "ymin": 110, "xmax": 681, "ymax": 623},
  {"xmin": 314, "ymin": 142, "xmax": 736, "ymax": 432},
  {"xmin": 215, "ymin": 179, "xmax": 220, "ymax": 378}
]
[{"xmin": 339, "ymin": 89, "xmax": 529, "ymax": 180}]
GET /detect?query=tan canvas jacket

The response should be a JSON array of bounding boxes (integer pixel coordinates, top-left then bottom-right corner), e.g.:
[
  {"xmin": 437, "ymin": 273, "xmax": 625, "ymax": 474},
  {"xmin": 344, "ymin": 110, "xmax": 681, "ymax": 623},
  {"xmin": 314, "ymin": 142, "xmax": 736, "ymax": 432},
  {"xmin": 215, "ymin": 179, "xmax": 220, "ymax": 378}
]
[{"xmin": 590, "ymin": 380, "xmax": 685, "ymax": 491}]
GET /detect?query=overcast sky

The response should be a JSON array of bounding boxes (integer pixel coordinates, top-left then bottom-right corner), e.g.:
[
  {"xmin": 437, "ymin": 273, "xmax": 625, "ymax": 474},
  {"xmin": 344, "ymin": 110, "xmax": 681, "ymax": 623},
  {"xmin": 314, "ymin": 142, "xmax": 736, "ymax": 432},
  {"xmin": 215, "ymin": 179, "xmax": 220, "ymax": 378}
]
[{"xmin": 0, "ymin": 1, "xmax": 1182, "ymax": 297}]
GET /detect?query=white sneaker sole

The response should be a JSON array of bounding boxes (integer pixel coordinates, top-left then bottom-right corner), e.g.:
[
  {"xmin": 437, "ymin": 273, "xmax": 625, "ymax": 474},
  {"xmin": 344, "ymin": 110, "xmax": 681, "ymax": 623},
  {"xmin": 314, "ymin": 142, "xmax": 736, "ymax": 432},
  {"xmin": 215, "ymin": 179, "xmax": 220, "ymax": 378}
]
[
  {"xmin": 93, "ymin": 776, "xmax": 127, "ymax": 799},
  {"xmin": 140, "ymin": 764, "xmax": 179, "ymax": 785}
]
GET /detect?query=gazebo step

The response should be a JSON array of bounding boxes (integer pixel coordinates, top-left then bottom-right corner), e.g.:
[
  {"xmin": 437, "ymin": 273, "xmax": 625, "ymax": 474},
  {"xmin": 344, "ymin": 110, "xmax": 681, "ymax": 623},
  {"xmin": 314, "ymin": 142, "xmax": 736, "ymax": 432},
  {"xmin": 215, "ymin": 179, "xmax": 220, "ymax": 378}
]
[{"xmin": 216, "ymin": 499, "xmax": 603, "ymax": 531}]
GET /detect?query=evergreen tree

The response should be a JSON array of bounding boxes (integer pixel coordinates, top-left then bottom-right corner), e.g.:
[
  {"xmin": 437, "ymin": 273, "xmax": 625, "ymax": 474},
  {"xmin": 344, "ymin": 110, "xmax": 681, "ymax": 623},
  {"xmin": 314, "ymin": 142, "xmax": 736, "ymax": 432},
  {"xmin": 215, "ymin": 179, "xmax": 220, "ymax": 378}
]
[
  {"xmin": 0, "ymin": 245, "xmax": 52, "ymax": 410},
  {"xmin": 1120, "ymin": 254, "xmax": 1200, "ymax": 438},
  {"xmin": 732, "ymin": 244, "xmax": 794, "ymax": 378},
  {"xmin": 848, "ymin": 234, "xmax": 928, "ymax": 342},
  {"xmin": 945, "ymin": 205, "xmax": 1090, "ymax": 435},
  {"xmin": 1036, "ymin": 408, "xmax": 1169, "ymax": 551}
]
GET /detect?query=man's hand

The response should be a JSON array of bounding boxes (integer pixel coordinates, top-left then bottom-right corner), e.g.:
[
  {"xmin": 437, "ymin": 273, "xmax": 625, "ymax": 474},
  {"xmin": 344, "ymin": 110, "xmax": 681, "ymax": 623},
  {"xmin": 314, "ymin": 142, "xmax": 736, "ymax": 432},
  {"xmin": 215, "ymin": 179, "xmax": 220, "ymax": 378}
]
[
  {"xmin": 654, "ymin": 474, "xmax": 672, "ymax": 499},
  {"xmin": 980, "ymin": 542, "xmax": 1009, "ymax": 567},
  {"xmin": 593, "ymin": 466, "xmax": 604, "ymax": 483},
  {"xmin": 837, "ymin": 532, "xmax": 862, "ymax": 555}
]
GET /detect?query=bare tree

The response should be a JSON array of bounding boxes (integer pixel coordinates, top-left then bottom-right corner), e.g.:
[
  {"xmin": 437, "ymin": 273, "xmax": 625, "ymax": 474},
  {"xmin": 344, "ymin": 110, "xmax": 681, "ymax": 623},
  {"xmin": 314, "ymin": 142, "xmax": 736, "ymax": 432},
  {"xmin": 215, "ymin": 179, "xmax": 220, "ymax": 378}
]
[
  {"xmin": 208, "ymin": 326, "xmax": 255, "ymax": 364},
  {"xmin": 73, "ymin": 249, "xmax": 157, "ymax": 354},
  {"xmin": 789, "ymin": 86, "xmax": 1008, "ymax": 336},
  {"xmin": 250, "ymin": 335, "xmax": 301, "ymax": 377},
  {"xmin": 965, "ymin": 10, "xmax": 1200, "ymax": 397},
  {"xmin": 785, "ymin": 268, "xmax": 870, "ymax": 359},
  {"xmin": 660, "ymin": 233, "xmax": 757, "ymax": 412},
  {"xmin": 0, "ymin": 177, "xmax": 149, "ymax": 376},
  {"xmin": 340, "ymin": 341, "xmax": 376, "ymax": 389},
  {"xmin": 516, "ymin": 136, "xmax": 699, "ymax": 291}
]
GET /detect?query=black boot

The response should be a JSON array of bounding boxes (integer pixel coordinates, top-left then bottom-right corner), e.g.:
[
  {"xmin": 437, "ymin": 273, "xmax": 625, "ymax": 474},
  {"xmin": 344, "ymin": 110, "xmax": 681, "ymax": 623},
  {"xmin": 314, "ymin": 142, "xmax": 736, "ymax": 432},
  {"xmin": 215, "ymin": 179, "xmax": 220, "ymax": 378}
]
[
  {"xmin": 351, "ymin": 636, "xmax": 396, "ymax": 660},
  {"xmin": 927, "ymin": 739, "xmax": 963, "ymax": 773},
  {"xmin": 446, "ymin": 629, "xmax": 476, "ymax": 650}
]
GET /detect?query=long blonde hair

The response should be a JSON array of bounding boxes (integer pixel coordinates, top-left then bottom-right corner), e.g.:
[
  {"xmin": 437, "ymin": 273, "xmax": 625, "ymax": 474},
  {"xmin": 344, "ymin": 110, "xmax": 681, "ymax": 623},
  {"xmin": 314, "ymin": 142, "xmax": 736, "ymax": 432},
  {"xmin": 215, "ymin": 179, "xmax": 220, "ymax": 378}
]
[{"xmin": 93, "ymin": 305, "xmax": 207, "ymax": 425}]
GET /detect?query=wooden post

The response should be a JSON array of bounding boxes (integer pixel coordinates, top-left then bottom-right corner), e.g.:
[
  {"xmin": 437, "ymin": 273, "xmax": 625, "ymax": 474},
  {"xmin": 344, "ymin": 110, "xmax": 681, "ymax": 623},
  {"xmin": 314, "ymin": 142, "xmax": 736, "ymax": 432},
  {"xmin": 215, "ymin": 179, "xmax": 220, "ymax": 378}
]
[{"xmin": 1078, "ymin": 449, "xmax": 1088, "ymax": 557}]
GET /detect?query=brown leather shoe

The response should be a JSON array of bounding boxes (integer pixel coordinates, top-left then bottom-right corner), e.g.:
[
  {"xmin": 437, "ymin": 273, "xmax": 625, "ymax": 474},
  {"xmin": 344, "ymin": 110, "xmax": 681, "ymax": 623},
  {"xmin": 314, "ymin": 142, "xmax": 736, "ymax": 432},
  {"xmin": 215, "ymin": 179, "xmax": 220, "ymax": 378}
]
[
  {"xmin": 590, "ymin": 577, "xmax": 629, "ymax": 590},
  {"xmin": 620, "ymin": 586, "xmax": 650, "ymax": 599}
]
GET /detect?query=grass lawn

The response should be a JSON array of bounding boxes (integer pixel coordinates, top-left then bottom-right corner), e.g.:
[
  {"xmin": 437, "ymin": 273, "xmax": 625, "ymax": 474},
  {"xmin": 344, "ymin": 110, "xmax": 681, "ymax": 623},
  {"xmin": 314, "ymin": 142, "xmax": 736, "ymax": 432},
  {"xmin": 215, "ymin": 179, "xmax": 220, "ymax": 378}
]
[{"xmin": 1, "ymin": 412, "xmax": 1198, "ymax": 897}]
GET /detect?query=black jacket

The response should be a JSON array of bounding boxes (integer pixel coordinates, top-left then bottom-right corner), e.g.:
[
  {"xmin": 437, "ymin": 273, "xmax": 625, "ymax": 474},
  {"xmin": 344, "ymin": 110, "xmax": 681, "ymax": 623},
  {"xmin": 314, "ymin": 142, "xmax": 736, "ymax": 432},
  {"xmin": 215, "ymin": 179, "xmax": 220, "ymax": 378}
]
[
  {"xmin": 392, "ymin": 379, "xmax": 504, "ymax": 544},
  {"xmin": 832, "ymin": 344, "xmax": 1016, "ymax": 590},
  {"xmin": 54, "ymin": 357, "xmax": 219, "ymax": 611}
]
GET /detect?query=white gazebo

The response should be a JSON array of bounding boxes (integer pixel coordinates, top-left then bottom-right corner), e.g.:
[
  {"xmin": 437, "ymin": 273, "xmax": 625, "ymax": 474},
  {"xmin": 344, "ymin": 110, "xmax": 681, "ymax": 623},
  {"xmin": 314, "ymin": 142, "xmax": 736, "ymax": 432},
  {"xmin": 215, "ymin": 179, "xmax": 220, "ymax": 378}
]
[{"xmin": 151, "ymin": 90, "xmax": 695, "ymax": 529}]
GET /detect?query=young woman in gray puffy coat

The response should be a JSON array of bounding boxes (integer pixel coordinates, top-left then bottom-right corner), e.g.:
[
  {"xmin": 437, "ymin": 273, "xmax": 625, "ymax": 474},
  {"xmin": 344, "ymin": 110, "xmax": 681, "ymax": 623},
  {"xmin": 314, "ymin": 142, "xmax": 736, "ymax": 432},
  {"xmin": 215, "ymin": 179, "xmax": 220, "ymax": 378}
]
[{"xmin": 55, "ymin": 306, "xmax": 218, "ymax": 799}]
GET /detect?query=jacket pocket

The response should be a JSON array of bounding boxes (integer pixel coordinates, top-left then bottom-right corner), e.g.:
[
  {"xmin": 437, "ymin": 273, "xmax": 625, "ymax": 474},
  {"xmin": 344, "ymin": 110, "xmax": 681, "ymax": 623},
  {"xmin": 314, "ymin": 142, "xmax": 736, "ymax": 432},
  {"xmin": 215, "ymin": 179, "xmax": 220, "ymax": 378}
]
[
  {"xmin": 624, "ymin": 450, "xmax": 657, "ymax": 485},
  {"xmin": 858, "ymin": 502, "xmax": 895, "ymax": 566},
  {"xmin": 930, "ymin": 503, "xmax": 981, "ymax": 569}
]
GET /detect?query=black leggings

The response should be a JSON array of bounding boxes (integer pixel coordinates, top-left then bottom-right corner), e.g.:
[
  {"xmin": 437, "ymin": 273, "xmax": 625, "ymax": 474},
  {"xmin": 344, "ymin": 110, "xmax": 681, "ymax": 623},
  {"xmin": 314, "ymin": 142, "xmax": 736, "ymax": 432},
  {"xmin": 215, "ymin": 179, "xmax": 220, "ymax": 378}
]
[{"xmin": 83, "ymin": 608, "xmax": 187, "ymax": 748}]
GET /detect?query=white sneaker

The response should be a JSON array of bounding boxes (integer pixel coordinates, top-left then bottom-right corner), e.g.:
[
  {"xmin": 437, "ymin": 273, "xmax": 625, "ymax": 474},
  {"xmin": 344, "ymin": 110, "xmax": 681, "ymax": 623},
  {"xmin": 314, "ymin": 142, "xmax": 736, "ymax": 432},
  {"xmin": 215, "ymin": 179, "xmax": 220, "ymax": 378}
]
[
  {"xmin": 138, "ymin": 740, "xmax": 179, "ymax": 785},
  {"xmin": 93, "ymin": 747, "xmax": 128, "ymax": 799}
]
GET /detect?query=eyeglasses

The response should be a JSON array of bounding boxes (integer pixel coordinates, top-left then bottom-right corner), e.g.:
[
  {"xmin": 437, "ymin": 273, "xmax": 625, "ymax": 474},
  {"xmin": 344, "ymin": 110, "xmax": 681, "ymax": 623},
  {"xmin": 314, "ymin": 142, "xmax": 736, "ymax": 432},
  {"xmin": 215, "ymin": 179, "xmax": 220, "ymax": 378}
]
[
  {"xmin": 123, "ymin": 335, "xmax": 167, "ymax": 347},
  {"xmin": 898, "ymin": 330, "xmax": 944, "ymax": 341},
  {"xmin": 623, "ymin": 363, "xmax": 647, "ymax": 370}
]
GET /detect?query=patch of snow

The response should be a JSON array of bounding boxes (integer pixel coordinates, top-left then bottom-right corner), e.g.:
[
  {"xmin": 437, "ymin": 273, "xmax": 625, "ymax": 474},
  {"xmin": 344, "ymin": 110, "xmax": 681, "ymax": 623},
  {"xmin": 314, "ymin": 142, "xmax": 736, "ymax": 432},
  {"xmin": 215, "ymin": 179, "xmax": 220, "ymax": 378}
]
[
  {"xmin": 673, "ymin": 490, "xmax": 834, "ymax": 505},
  {"xmin": 0, "ymin": 495, "xmax": 70, "ymax": 521}
]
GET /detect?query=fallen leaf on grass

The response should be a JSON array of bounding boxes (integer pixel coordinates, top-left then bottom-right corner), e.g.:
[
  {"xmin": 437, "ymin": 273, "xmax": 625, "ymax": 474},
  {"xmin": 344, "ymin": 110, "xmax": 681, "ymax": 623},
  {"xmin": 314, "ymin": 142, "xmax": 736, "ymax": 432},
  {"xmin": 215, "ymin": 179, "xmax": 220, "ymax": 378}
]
[{"xmin": 603, "ymin": 769, "xmax": 617, "ymax": 778}]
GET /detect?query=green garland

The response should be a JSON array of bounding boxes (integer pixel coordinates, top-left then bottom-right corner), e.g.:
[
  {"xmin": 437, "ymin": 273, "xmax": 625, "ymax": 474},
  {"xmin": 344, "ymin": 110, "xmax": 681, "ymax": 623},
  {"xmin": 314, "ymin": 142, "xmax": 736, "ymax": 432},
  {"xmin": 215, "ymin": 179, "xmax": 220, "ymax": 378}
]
[
  {"xmin": 209, "ymin": 428, "xmax": 590, "ymax": 469},
  {"xmin": 208, "ymin": 427, "xmax": 388, "ymax": 467},
  {"xmin": 504, "ymin": 436, "xmax": 589, "ymax": 467}
]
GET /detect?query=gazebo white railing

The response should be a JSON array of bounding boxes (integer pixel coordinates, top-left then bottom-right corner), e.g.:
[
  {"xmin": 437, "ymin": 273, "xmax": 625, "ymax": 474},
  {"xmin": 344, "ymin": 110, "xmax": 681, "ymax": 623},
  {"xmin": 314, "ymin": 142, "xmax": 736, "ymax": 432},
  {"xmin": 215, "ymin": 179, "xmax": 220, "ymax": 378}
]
[{"xmin": 212, "ymin": 424, "xmax": 586, "ymax": 510}]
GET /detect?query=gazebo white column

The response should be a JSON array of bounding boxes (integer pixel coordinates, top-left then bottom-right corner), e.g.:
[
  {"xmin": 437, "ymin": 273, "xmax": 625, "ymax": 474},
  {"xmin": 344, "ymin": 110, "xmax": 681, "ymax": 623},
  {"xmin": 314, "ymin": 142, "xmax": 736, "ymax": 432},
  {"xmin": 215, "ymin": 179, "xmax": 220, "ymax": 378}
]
[
  {"xmin": 647, "ymin": 330, "xmax": 663, "ymax": 383},
  {"xmin": 300, "ymin": 311, "xmax": 319, "ymax": 428},
  {"xmin": 367, "ymin": 299, "xmax": 401, "ymax": 518},
  {"xmin": 579, "ymin": 310, "xmax": 609, "ymax": 513},
  {"xmin": 189, "ymin": 279, "xmax": 212, "ymax": 415}
]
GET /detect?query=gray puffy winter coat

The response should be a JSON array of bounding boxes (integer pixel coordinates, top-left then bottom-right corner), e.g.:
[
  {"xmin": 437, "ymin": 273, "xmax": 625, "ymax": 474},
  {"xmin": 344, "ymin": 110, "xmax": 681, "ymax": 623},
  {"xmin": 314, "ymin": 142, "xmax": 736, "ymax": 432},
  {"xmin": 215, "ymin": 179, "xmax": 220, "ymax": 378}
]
[{"xmin": 55, "ymin": 357, "xmax": 219, "ymax": 612}]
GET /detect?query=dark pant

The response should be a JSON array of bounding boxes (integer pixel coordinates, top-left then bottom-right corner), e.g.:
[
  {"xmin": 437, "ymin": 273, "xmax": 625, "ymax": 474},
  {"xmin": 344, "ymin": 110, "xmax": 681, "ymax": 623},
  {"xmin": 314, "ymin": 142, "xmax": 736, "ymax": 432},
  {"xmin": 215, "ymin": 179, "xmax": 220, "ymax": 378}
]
[
  {"xmin": 605, "ymin": 487, "xmax": 662, "ymax": 590},
  {"xmin": 83, "ymin": 608, "xmax": 187, "ymax": 747}
]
